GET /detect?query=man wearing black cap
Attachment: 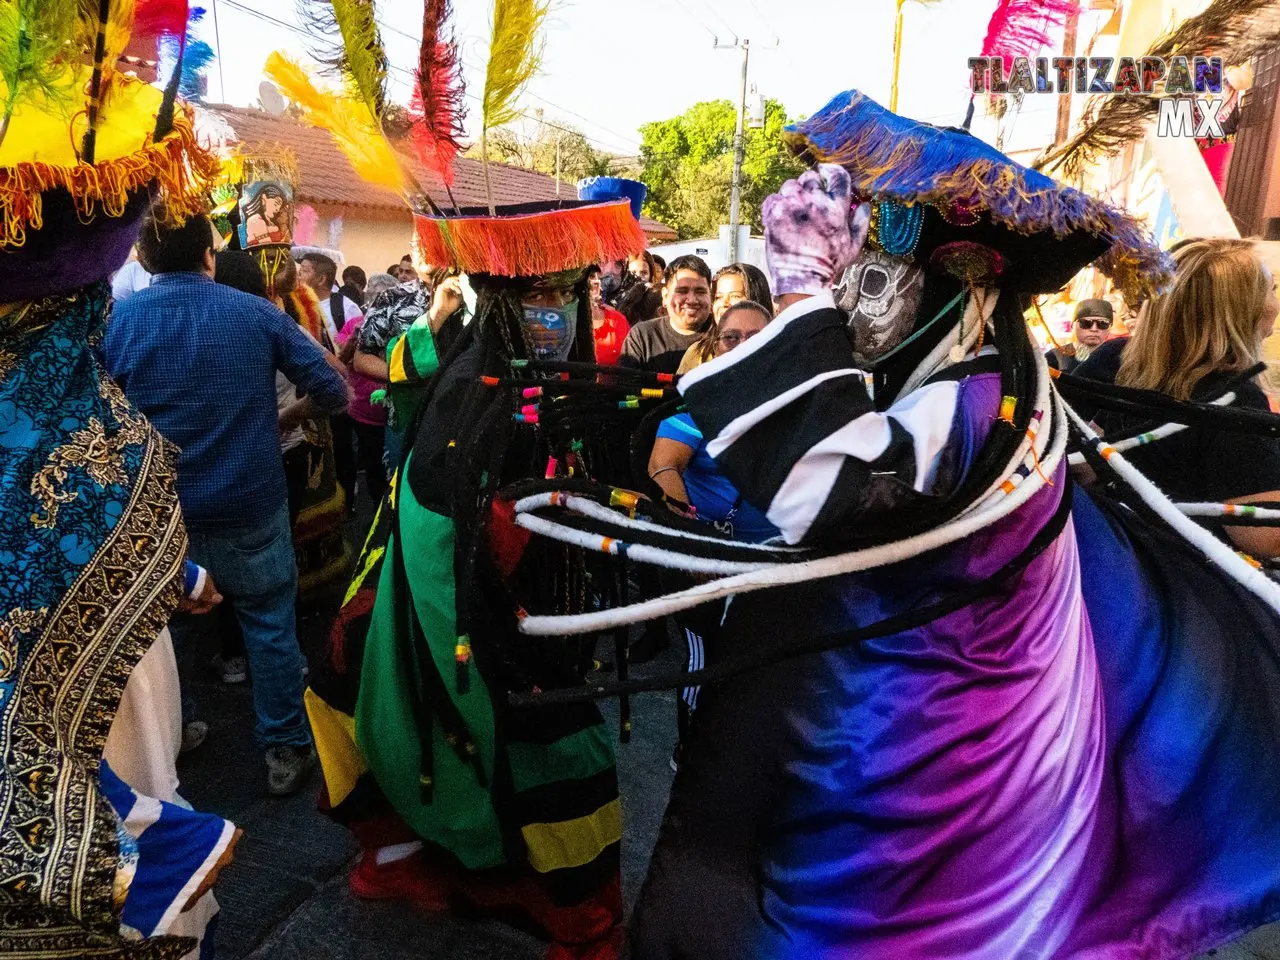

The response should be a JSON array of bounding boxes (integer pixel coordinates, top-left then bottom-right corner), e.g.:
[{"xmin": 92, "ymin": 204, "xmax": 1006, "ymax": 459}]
[{"xmin": 1048, "ymin": 298, "xmax": 1113, "ymax": 372}]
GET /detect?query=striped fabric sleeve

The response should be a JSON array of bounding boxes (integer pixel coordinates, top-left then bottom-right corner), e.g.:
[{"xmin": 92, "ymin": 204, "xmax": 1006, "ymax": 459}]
[
  {"xmin": 679, "ymin": 293, "xmax": 961, "ymax": 546},
  {"xmin": 99, "ymin": 761, "xmax": 235, "ymax": 941},
  {"xmin": 655, "ymin": 413, "xmax": 703, "ymax": 449}
]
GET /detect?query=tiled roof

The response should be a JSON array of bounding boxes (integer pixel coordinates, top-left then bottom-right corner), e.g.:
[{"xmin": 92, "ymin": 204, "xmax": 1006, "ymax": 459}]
[{"xmin": 205, "ymin": 104, "xmax": 677, "ymax": 240}]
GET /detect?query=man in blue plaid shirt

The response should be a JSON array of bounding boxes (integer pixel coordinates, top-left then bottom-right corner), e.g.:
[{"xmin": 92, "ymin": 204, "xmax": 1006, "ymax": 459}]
[{"xmin": 106, "ymin": 205, "xmax": 348, "ymax": 796}]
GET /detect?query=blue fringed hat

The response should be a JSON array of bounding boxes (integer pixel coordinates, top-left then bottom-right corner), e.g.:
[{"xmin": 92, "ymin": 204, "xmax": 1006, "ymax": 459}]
[
  {"xmin": 786, "ymin": 90, "xmax": 1172, "ymax": 302},
  {"xmin": 577, "ymin": 176, "xmax": 648, "ymax": 221}
]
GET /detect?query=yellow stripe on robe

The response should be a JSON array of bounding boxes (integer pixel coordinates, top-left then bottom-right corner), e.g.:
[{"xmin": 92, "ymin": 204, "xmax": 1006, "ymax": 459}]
[
  {"xmin": 521, "ymin": 798, "xmax": 622, "ymax": 874},
  {"xmin": 388, "ymin": 335, "xmax": 409, "ymax": 385},
  {"xmin": 305, "ymin": 688, "xmax": 367, "ymax": 807}
]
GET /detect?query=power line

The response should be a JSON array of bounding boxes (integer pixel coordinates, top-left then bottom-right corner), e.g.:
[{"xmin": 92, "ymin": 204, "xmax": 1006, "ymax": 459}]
[
  {"xmin": 741, "ymin": 0, "xmax": 782, "ymax": 43},
  {"xmin": 654, "ymin": 0, "xmax": 718, "ymax": 41},
  {"xmin": 217, "ymin": 0, "xmax": 639, "ymax": 156},
  {"xmin": 694, "ymin": 0, "xmax": 739, "ymax": 43}
]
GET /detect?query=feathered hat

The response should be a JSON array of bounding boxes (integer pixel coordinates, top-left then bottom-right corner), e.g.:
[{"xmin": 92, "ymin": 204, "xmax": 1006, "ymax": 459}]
[
  {"xmin": 0, "ymin": 0, "xmax": 220, "ymax": 303},
  {"xmin": 785, "ymin": 90, "xmax": 1172, "ymax": 303},
  {"xmin": 267, "ymin": 0, "xmax": 646, "ymax": 281}
]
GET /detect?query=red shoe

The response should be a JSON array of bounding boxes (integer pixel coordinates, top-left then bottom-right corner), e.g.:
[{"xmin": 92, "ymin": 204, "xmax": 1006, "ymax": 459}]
[{"xmin": 348, "ymin": 851, "xmax": 451, "ymax": 911}]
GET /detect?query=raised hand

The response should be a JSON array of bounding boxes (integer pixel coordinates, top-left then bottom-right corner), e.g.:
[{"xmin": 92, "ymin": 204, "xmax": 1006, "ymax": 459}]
[{"xmin": 763, "ymin": 164, "xmax": 872, "ymax": 298}]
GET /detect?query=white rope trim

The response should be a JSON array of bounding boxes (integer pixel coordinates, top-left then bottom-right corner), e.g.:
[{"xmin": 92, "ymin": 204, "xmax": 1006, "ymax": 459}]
[
  {"xmin": 513, "ymin": 513, "xmax": 777, "ymax": 575},
  {"xmin": 519, "ymin": 390, "xmax": 1067, "ymax": 636},
  {"xmin": 1064, "ymin": 404, "xmax": 1280, "ymax": 612},
  {"xmin": 1176, "ymin": 502, "xmax": 1280, "ymax": 521},
  {"xmin": 513, "ymin": 493, "xmax": 801, "ymax": 552},
  {"xmin": 957, "ymin": 327, "xmax": 1054, "ymax": 519},
  {"xmin": 1065, "ymin": 392, "xmax": 1236, "ymax": 467}
]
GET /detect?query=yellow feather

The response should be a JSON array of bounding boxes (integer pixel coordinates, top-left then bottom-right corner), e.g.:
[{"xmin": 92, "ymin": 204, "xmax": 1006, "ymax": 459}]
[
  {"xmin": 103, "ymin": 0, "xmax": 136, "ymax": 77},
  {"xmin": 330, "ymin": 0, "xmax": 387, "ymax": 120},
  {"xmin": 264, "ymin": 51, "xmax": 405, "ymax": 194},
  {"xmin": 482, "ymin": 0, "xmax": 549, "ymax": 133}
]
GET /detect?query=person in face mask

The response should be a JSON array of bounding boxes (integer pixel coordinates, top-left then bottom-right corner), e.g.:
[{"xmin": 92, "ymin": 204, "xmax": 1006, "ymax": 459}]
[{"xmin": 308, "ymin": 197, "xmax": 647, "ymax": 960}]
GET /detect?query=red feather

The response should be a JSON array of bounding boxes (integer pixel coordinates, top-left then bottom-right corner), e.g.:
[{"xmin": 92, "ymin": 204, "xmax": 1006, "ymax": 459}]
[
  {"xmin": 133, "ymin": 0, "xmax": 192, "ymax": 41},
  {"xmin": 408, "ymin": 0, "xmax": 466, "ymax": 189},
  {"xmin": 981, "ymin": 0, "xmax": 1078, "ymax": 70}
]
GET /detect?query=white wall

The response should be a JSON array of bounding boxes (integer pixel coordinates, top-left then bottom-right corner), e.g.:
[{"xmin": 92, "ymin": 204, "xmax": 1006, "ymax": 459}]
[{"xmin": 649, "ymin": 225, "xmax": 766, "ymax": 275}]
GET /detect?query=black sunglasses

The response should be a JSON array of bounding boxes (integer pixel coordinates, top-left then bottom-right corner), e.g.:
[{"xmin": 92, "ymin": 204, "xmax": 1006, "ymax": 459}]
[{"xmin": 1076, "ymin": 317, "xmax": 1112, "ymax": 331}]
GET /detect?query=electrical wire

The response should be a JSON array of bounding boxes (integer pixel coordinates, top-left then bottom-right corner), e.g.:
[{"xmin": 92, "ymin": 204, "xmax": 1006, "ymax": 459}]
[{"xmin": 693, "ymin": 0, "xmax": 740, "ymax": 43}]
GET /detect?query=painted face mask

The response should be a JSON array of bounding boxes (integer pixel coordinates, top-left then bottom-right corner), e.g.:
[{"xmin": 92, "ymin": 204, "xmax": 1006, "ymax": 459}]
[
  {"xmin": 834, "ymin": 250, "xmax": 925, "ymax": 367},
  {"xmin": 521, "ymin": 299, "xmax": 579, "ymax": 361}
]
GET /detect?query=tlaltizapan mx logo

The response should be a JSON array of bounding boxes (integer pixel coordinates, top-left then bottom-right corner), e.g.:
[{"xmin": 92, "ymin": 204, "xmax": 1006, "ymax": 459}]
[{"xmin": 968, "ymin": 56, "xmax": 1227, "ymax": 138}]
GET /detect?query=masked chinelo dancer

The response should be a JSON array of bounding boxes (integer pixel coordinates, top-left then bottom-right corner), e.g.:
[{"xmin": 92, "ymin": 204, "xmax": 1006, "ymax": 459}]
[
  {"xmin": 0, "ymin": 5, "xmax": 241, "ymax": 957},
  {"xmin": 502, "ymin": 89, "xmax": 1280, "ymax": 959},
  {"xmin": 260, "ymin": 3, "xmax": 656, "ymax": 954}
]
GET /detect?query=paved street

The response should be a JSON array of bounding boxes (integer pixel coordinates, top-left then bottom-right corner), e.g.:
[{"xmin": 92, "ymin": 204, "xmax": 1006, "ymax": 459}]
[{"xmin": 178, "ymin": 594, "xmax": 680, "ymax": 960}]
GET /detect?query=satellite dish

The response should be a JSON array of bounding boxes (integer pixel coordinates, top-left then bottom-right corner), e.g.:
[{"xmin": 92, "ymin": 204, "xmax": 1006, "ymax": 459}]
[{"xmin": 259, "ymin": 81, "xmax": 286, "ymax": 115}]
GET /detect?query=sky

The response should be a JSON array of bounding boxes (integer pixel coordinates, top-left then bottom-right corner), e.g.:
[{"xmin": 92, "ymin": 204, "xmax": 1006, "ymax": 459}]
[{"xmin": 203, "ymin": 0, "xmax": 1086, "ymax": 158}]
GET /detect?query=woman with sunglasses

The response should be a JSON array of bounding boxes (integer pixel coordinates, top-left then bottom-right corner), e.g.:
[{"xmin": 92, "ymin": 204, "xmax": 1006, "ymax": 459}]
[
  {"xmin": 1076, "ymin": 238, "xmax": 1280, "ymax": 557},
  {"xmin": 1047, "ymin": 298, "xmax": 1114, "ymax": 372},
  {"xmin": 648, "ymin": 300, "xmax": 781, "ymax": 542}
]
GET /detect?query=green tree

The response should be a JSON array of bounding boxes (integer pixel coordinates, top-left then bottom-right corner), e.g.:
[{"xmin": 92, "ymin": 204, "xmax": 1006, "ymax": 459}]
[
  {"xmin": 639, "ymin": 98, "xmax": 805, "ymax": 239},
  {"xmin": 466, "ymin": 120, "xmax": 618, "ymax": 184}
]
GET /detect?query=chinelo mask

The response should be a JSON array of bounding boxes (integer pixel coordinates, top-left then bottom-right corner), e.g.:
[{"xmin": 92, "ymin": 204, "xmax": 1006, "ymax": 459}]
[{"xmin": 834, "ymin": 250, "xmax": 925, "ymax": 367}]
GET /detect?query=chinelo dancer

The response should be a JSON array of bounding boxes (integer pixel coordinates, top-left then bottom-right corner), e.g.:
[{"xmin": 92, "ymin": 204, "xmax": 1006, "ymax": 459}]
[
  {"xmin": 506, "ymin": 90, "xmax": 1280, "ymax": 959},
  {"xmin": 0, "ymin": 4, "xmax": 240, "ymax": 957},
  {"xmin": 264, "ymin": 2, "xmax": 655, "ymax": 956}
]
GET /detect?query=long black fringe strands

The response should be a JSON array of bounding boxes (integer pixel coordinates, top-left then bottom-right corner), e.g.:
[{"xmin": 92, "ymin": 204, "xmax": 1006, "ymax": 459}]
[{"xmin": 508, "ymin": 479, "xmax": 1076, "ymax": 706}]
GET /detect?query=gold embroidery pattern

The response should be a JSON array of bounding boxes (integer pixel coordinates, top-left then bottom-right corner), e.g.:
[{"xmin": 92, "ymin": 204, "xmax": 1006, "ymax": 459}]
[
  {"xmin": 0, "ymin": 429, "xmax": 190, "ymax": 959},
  {"xmin": 0, "ymin": 348, "xmax": 16, "ymax": 381},
  {"xmin": 28, "ymin": 382, "xmax": 149, "ymax": 530},
  {"xmin": 0, "ymin": 609, "xmax": 47, "ymax": 683}
]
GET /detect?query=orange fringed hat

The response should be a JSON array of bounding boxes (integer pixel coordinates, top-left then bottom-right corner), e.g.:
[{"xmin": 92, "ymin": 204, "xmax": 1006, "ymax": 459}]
[{"xmin": 414, "ymin": 198, "xmax": 648, "ymax": 279}]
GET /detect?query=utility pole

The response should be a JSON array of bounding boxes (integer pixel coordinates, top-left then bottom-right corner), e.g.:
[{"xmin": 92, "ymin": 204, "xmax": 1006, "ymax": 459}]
[
  {"xmin": 716, "ymin": 37, "xmax": 751, "ymax": 263},
  {"xmin": 1054, "ymin": 6, "xmax": 1081, "ymax": 146},
  {"xmin": 890, "ymin": 0, "xmax": 906, "ymax": 112}
]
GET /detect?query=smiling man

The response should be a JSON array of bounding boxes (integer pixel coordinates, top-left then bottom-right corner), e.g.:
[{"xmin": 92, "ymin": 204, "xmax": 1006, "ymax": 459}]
[{"xmin": 619, "ymin": 254, "xmax": 714, "ymax": 374}]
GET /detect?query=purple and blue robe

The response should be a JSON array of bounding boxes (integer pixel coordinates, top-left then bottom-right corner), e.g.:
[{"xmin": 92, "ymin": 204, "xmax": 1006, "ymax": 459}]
[{"xmin": 628, "ymin": 293, "xmax": 1280, "ymax": 959}]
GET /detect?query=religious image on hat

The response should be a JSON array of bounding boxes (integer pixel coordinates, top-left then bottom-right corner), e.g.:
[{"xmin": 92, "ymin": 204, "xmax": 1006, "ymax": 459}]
[{"xmin": 239, "ymin": 180, "xmax": 296, "ymax": 248}]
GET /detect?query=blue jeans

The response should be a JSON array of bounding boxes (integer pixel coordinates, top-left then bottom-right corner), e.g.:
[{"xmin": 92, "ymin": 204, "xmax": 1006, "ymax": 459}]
[{"xmin": 172, "ymin": 504, "xmax": 312, "ymax": 749}]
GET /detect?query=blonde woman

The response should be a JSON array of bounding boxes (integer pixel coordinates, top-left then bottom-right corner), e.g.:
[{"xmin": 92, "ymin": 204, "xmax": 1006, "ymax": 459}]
[{"xmin": 1076, "ymin": 237, "xmax": 1280, "ymax": 555}]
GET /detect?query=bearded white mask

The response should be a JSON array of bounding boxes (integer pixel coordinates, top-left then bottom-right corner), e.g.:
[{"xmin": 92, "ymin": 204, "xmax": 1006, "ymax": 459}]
[{"xmin": 834, "ymin": 250, "xmax": 926, "ymax": 367}]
